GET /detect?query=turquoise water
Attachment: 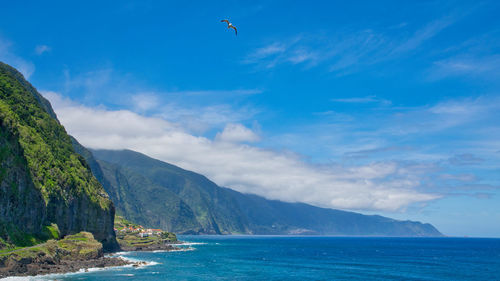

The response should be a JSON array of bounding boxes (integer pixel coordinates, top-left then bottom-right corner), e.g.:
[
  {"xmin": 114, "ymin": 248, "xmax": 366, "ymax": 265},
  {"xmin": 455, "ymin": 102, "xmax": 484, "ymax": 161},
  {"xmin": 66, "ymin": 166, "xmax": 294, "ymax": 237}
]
[{"xmin": 21, "ymin": 236, "xmax": 500, "ymax": 280}]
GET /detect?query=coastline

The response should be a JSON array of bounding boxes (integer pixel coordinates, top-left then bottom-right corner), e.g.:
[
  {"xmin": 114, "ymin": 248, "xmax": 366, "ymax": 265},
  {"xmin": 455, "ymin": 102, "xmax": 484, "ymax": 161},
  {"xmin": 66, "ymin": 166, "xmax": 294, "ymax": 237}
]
[
  {"xmin": 0, "ymin": 256, "xmax": 158, "ymax": 280},
  {"xmin": 3, "ymin": 235, "xmax": 497, "ymax": 281},
  {"xmin": 117, "ymin": 241, "xmax": 184, "ymax": 252},
  {"xmin": 0, "ymin": 256, "xmax": 134, "ymax": 279},
  {"xmin": 0, "ymin": 233, "xmax": 185, "ymax": 279},
  {"xmin": 0, "ymin": 245, "xmax": 183, "ymax": 279}
]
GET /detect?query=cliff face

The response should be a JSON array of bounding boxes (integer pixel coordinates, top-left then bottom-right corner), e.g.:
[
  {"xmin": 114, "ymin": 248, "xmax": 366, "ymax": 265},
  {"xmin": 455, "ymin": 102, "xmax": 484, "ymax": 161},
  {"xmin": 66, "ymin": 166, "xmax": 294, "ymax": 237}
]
[
  {"xmin": 0, "ymin": 62, "xmax": 117, "ymax": 250},
  {"xmin": 0, "ymin": 117, "xmax": 47, "ymax": 244}
]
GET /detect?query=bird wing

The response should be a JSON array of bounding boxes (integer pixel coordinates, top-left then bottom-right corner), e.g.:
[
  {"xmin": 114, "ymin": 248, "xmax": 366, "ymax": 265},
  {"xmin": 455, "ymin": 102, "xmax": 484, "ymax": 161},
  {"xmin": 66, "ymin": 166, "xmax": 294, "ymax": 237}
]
[
  {"xmin": 221, "ymin": 19, "xmax": 230, "ymax": 24},
  {"xmin": 230, "ymin": 25, "xmax": 237, "ymax": 36}
]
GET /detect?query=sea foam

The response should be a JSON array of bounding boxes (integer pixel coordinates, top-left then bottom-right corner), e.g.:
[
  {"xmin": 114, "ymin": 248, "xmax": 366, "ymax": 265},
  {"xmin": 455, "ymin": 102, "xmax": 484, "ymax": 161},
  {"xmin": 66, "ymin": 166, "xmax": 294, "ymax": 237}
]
[
  {"xmin": 0, "ymin": 254, "xmax": 160, "ymax": 280},
  {"xmin": 180, "ymin": 242, "xmax": 207, "ymax": 246}
]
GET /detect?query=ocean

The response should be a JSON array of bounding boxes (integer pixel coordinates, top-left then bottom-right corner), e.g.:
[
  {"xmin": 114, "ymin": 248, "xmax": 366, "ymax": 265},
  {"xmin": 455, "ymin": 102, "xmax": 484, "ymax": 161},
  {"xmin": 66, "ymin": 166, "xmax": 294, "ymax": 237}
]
[{"xmin": 5, "ymin": 236, "xmax": 500, "ymax": 281}]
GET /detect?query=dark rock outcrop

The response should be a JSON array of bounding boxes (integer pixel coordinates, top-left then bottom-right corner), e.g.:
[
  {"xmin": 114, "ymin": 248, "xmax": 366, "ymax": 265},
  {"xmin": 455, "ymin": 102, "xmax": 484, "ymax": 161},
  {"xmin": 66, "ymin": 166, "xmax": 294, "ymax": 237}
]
[{"xmin": 0, "ymin": 232, "xmax": 132, "ymax": 278}]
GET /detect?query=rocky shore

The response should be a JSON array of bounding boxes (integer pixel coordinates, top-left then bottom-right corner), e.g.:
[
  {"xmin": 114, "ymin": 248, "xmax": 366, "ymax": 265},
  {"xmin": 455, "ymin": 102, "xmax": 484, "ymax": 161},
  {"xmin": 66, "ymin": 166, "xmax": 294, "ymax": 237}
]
[
  {"xmin": 0, "ymin": 255, "xmax": 134, "ymax": 278},
  {"xmin": 116, "ymin": 231, "xmax": 182, "ymax": 252},
  {"xmin": 0, "ymin": 232, "xmax": 149, "ymax": 279},
  {"xmin": 0, "ymin": 231, "xmax": 185, "ymax": 279},
  {"xmin": 117, "ymin": 240, "xmax": 183, "ymax": 252}
]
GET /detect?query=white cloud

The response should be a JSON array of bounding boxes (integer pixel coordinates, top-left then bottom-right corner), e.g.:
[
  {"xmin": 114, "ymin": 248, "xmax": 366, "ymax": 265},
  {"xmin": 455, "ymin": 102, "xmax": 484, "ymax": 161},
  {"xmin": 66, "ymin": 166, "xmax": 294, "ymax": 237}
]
[
  {"xmin": 427, "ymin": 30, "xmax": 500, "ymax": 81},
  {"xmin": 331, "ymin": 95, "xmax": 391, "ymax": 105},
  {"xmin": 131, "ymin": 92, "xmax": 160, "ymax": 112},
  {"xmin": 63, "ymin": 68, "xmax": 113, "ymax": 93},
  {"xmin": 44, "ymin": 91, "xmax": 178, "ymax": 137},
  {"xmin": 35, "ymin": 45, "xmax": 51, "ymax": 55},
  {"xmin": 439, "ymin": 173, "xmax": 476, "ymax": 182},
  {"xmin": 157, "ymin": 103, "xmax": 260, "ymax": 134},
  {"xmin": 391, "ymin": 16, "xmax": 456, "ymax": 55},
  {"xmin": 246, "ymin": 43, "xmax": 286, "ymax": 60},
  {"xmin": 170, "ymin": 89, "xmax": 262, "ymax": 96},
  {"xmin": 216, "ymin": 123, "xmax": 260, "ymax": 143},
  {"xmin": 243, "ymin": 37, "xmax": 324, "ymax": 69},
  {"xmin": 43, "ymin": 91, "xmax": 440, "ymax": 212},
  {"xmin": 266, "ymin": 95, "xmax": 500, "ymax": 192},
  {"xmin": 0, "ymin": 36, "xmax": 35, "ymax": 78},
  {"xmin": 430, "ymin": 55, "xmax": 500, "ymax": 80},
  {"xmin": 57, "ymin": 68, "xmax": 262, "ymax": 134},
  {"xmin": 448, "ymin": 154, "xmax": 484, "ymax": 166},
  {"xmin": 244, "ymin": 15, "xmax": 459, "ymax": 74}
]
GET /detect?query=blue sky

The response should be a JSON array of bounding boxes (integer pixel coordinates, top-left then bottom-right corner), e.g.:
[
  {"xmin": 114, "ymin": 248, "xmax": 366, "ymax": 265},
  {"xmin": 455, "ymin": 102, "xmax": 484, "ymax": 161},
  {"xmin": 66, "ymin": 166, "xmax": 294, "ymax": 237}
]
[{"xmin": 1, "ymin": 0, "xmax": 500, "ymax": 237}]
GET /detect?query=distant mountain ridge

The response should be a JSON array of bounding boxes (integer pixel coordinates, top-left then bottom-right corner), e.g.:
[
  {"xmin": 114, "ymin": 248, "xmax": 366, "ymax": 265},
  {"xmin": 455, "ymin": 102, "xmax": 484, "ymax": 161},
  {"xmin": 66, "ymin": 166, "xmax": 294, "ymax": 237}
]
[{"xmin": 72, "ymin": 145, "xmax": 442, "ymax": 237}]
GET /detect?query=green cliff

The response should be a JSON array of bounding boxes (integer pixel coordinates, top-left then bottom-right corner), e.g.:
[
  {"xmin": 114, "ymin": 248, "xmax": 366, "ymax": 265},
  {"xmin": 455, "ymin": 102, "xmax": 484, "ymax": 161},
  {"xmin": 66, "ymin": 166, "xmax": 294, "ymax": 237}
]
[{"xmin": 0, "ymin": 62, "xmax": 117, "ymax": 250}]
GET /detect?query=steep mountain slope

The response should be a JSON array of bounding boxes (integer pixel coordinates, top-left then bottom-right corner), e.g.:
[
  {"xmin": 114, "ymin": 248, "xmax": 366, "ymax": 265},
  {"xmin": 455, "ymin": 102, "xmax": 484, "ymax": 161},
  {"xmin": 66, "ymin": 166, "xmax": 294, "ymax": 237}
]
[
  {"xmin": 0, "ymin": 62, "xmax": 117, "ymax": 250},
  {"xmin": 80, "ymin": 148, "xmax": 442, "ymax": 236},
  {"xmin": 72, "ymin": 143, "xmax": 249, "ymax": 234}
]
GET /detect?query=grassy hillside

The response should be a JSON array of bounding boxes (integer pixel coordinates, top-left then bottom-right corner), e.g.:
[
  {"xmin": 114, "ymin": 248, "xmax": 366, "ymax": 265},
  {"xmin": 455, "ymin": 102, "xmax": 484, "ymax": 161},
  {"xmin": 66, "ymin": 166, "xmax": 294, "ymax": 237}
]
[{"xmin": 0, "ymin": 232, "xmax": 102, "ymax": 264}]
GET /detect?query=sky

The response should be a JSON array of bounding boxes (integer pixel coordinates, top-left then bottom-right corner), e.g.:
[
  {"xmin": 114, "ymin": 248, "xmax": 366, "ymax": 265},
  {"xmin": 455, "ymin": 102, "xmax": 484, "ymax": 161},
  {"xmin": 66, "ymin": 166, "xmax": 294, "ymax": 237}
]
[{"xmin": 1, "ymin": 0, "xmax": 499, "ymax": 237}]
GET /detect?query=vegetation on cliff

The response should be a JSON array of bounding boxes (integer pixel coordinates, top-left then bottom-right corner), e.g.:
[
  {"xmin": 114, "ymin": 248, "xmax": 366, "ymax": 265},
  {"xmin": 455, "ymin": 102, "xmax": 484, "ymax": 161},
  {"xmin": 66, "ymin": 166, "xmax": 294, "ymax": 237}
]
[
  {"xmin": 0, "ymin": 232, "xmax": 102, "ymax": 263},
  {"xmin": 0, "ymin": 62, "xmax": 117, "ymax": 249}
]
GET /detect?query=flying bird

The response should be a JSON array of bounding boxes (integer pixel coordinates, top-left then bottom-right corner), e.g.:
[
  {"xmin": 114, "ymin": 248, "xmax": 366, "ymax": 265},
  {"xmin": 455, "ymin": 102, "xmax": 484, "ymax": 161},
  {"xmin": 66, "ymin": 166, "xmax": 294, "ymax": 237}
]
[{"xmin": 221, "ymin": 19, "xmax": 237, "ymax": 36}]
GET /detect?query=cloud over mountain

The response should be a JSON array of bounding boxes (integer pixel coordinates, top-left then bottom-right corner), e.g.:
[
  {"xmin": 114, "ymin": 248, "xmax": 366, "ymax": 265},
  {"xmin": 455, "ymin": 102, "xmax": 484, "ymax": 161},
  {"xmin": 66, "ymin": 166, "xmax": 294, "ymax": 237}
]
[{"xmin": 44, "ymin": 91, "xmax": 439, "ymax": 212}]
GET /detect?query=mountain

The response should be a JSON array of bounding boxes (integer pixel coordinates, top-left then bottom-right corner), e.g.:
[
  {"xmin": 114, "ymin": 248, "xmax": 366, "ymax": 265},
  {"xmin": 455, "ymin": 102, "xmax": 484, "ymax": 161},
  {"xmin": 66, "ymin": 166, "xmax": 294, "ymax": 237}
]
[
  {"xmin": 75, "ymin": 146, "xmax": 442, "ymax": 237},
  {"xmin": 225, "ymin": 189, "xmax": 440, "ymax": 236},
  {"xmin": 0, "ymin": 62, "xmax": 117, "ymax": 250},
  {"xmin": 71, "ymin": 142, "xmax": 249, "ymax": 234}
]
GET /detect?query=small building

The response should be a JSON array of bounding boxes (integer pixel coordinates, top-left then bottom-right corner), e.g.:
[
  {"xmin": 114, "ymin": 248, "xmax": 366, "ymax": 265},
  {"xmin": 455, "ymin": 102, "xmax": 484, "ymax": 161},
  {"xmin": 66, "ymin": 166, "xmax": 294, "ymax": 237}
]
[
  {"xmin": 151, "ymin": 229, "xmax": 163, "ymax": 235},
  {"xmin": 139, "ymin": 232, "xmax": 149, "ymax": 238}
]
